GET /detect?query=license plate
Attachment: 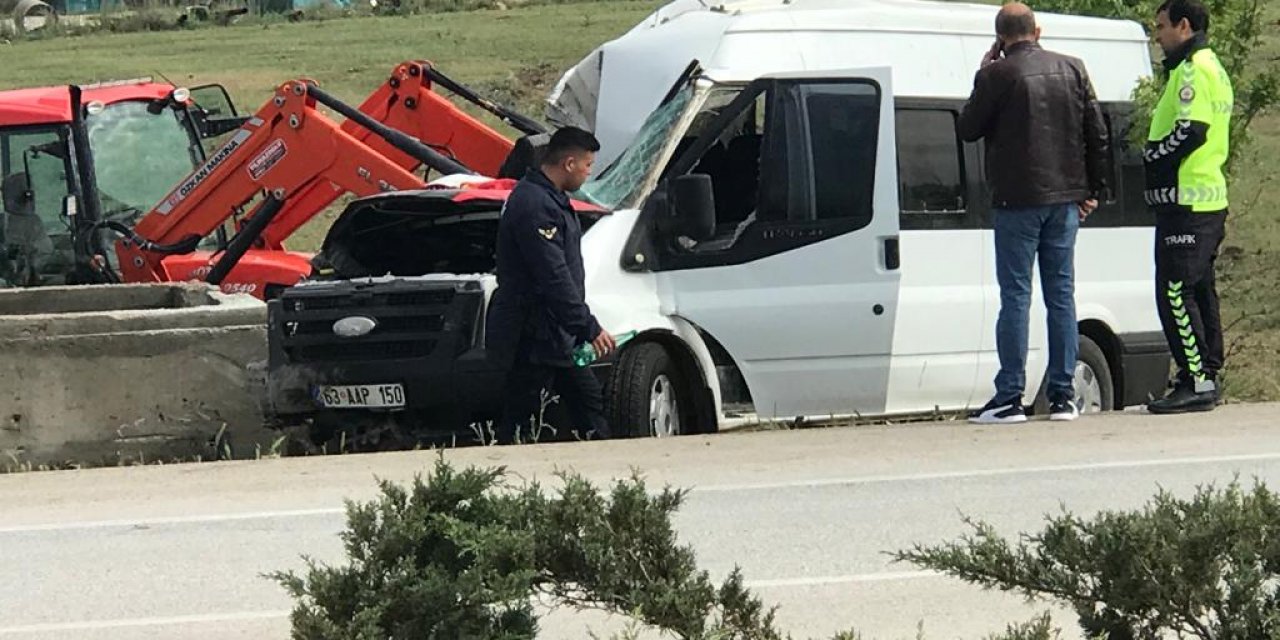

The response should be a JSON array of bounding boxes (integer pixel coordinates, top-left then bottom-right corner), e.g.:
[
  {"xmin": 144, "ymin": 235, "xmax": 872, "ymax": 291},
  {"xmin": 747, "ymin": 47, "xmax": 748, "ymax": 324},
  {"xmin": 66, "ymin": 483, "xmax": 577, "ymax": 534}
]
[{"xmin": 314, "ymin": 384, "xmax": 405, "ymax": 409}]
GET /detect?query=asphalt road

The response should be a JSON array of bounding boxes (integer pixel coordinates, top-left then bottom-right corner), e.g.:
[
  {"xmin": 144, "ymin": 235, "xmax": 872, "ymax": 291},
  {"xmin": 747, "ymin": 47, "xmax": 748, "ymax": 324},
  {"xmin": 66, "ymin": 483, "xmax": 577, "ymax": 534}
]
[{"xmin": 2, "ymin": 404, "xmax": 1279, "ymax": 639}]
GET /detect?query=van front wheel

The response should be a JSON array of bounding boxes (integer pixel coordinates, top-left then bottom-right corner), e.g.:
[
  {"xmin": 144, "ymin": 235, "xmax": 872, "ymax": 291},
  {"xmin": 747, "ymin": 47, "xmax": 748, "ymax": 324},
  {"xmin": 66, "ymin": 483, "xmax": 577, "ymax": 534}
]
[
  {"xmin": 608, "ymin": 342, "xmax": 689, "ymax": 438},
  {"xmin": 1073, "ymin": 336, "xmax": 1114, "ymax": 414},
  {"xmin": 1033, "ymin": 334, "xmax": 1114, "ymax": 415}
]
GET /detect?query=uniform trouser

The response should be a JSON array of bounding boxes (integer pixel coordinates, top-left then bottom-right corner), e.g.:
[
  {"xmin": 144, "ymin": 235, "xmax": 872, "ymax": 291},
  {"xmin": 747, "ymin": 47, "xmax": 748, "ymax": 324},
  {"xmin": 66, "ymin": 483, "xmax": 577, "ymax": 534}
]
[
  {"xmin": 496, "ymin": 359, "xmax": 610, "ymax": 444},
  {"xmin": 1154, "ymin": 207, "xmax": 1227, "ymax": 387}
]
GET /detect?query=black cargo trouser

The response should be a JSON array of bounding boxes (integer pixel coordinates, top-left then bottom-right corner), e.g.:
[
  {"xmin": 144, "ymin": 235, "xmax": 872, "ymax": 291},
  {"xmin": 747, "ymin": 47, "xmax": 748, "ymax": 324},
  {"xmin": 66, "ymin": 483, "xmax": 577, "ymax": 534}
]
[
  {"xmin": 496, "ymin": 359, "xmax": 610, "ymax": 444},
  {"xmin": 1154, "ymin": 207, "xmax": 1227, "ymax": 388}
]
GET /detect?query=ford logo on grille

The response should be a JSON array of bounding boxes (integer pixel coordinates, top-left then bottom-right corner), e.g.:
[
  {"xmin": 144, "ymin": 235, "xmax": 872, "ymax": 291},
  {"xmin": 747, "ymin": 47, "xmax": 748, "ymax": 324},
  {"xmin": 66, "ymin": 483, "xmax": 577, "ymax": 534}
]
[{"xmin": 333, "ymin": 316, "xmax": 377, "ymax": 338}]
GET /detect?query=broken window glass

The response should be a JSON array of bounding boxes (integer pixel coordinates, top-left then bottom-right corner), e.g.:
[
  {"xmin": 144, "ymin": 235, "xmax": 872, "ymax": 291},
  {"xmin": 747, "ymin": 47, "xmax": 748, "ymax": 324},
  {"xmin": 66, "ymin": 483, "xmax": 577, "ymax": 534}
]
[{"xmin": 575, "ymin": 86, "xmax": 696, "ymax": 211}]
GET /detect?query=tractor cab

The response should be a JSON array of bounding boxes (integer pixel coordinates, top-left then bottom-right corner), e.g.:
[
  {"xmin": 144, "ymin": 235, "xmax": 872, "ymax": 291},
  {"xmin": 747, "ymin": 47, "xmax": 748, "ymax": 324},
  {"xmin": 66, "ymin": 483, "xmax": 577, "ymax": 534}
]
[{"xmin": 0, "ymin": 79, "xmax": 241, "ymax": 286}]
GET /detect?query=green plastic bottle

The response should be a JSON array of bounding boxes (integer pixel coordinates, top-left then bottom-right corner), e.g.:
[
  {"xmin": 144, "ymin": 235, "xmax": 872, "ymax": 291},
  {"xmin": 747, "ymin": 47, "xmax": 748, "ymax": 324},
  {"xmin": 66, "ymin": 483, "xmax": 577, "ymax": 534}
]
[{"xmin": 573, "ymin": 330, "xmax": 638, "ymax": 367}]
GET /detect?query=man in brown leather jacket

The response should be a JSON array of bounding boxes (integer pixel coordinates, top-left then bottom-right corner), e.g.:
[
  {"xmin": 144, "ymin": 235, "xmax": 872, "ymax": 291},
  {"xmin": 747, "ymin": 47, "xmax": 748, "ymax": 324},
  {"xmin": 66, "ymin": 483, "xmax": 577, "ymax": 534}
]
[{"xmin": 958, "ymin": 2, "xmax": 1111, "ymax": 425}]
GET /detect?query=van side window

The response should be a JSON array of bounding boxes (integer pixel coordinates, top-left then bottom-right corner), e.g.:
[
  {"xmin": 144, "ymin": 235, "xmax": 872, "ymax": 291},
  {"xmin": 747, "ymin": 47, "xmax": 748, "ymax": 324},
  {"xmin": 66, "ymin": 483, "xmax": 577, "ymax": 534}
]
[
  {"xmin": 895, "ymin": 109, "xmax": 965, "ymax": 214},
  {"xmin": 649, "ymin": 78, "xmax": 885, "ymax": 270},
  {"xmin": 797, "ymin": 83, "xmax": 879, "ymax": 226},
  {"xmin": 669, "ymin": 89, "xmax": 777, "ymax": 252},
  {"xmin": 707, "ymin": 91, "xmax": 773, "ymax": 229},
  {"xmin": 1101, "ymin": 112, "xmax": 1119, "ymax": 204},
  {"xmin": 1105, "ymin": 104, "xmax": 1149, "ymax": 224}
]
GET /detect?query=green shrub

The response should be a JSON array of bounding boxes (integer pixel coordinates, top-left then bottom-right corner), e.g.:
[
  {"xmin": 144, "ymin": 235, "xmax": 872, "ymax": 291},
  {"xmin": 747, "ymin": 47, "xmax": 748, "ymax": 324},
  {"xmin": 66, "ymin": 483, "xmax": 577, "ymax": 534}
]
[
  {"xmin": 983, "ymin": 613, "xmax": 1063, "ymax": 640},
  {"xmin": 271, "ymin": 458, "xmax": 829, "ymax": 639},
  {"xmin": 278, "ymin": 458, "xmax": 1269, "ymax": 638},
  {"xmin": 894, "ymin": 479, "xmax": 1280, "ymax": 639}
]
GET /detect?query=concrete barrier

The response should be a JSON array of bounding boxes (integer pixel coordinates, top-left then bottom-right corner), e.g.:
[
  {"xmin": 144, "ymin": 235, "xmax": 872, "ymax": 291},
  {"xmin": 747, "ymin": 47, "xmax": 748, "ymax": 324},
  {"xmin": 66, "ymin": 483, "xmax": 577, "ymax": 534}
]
[{"xmin": 0, "ymin": 283, "xmax": 278, "ymax": 469}]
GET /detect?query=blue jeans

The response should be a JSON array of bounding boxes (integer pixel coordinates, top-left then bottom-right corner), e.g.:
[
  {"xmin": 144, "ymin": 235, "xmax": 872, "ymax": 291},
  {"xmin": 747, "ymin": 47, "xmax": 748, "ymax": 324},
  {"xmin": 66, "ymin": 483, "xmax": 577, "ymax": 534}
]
[{"xmin": 993, "ymin": 204, "xmax": 1079, "ymax": 404}]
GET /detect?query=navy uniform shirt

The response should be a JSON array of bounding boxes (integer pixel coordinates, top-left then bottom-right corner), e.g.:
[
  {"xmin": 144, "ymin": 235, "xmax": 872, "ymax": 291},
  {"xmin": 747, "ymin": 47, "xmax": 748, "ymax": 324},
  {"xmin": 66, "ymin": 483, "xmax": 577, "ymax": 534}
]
[{"xmin": 486, "ymin": 169, "xmax": 601, "ymax": 367}]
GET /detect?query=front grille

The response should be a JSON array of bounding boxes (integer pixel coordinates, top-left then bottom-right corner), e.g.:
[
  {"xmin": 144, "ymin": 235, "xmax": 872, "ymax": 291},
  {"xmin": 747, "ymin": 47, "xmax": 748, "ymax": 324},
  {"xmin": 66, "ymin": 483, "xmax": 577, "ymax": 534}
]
[
  {"xmin": 384, "ymin": 291, "xmax": 455, "ymax": 307},
  {"xmin": 270, "ymin": 280, "xmax": 483, "ymax": 366},
  {"xmin": 288, "ymin": 289, "xmax": 454, "ymax": 312},
  {"xmin": 290, "ymin": 315, "xmax": 447, "ymax": 337},
  {"xmin": 287, "ymin": 340, "xmax": 437, "ymax": 363}
]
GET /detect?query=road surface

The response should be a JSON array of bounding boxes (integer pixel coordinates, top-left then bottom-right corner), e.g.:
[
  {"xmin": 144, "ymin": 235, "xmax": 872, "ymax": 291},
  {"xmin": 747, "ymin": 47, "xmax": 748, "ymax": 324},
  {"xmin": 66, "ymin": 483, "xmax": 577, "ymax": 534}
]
[{"xmin": 2, "ymin": 404, "xmax": 1279, "ymax": 639}]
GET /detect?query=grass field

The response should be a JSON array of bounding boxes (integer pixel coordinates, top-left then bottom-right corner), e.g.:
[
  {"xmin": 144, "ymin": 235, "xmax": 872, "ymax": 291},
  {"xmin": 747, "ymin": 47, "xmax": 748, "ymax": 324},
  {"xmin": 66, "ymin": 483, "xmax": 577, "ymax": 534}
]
[
  {"xmin": 1, "ymin": 1, "xmax": 1276, "ymax": 401},
  {"xmin": 1, "ymin": 2, "xmax": 662, "ymax": 104},
  {"xmin": 1, "ymin": 1, "xmax": 665, "ymax": 255},
  {"xmin": 1211, "ymin": 3, "xmax": 1280, "ymax": 402}
]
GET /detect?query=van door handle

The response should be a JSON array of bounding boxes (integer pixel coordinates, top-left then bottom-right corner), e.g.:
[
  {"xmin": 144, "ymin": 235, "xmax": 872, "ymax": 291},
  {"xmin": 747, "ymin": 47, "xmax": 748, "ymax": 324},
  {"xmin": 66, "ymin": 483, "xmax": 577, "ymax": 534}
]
[{"xmin": 883, "ymin": 237, "xmax": 900, "ymax": 271}]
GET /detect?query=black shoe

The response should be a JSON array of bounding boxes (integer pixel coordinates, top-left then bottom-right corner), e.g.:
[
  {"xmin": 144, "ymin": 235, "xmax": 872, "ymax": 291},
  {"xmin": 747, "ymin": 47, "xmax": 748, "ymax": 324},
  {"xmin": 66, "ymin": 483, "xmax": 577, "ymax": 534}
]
[
  {"xmin": 1147, "ymin": 381, "xmax": 1216, "ymax": 414},
  {"xmin": 1049, "ymin": 398, "xmax": 1079, "ymax": 422},
  {"xmin": 968, "ymin": 396, "xmax": 1026, "ymax": 424}
]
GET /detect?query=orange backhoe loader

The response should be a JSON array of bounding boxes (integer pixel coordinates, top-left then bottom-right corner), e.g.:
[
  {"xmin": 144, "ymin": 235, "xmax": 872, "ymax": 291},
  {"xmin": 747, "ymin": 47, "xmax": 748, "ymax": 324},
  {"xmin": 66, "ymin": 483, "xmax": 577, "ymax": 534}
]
[
  {"xmin": 0, "ymin": 61, "xmax": 541, "ymax": 298},
  {"xmin": 257, "ymin": 61, "xmax": 547, "ymax": 255}
]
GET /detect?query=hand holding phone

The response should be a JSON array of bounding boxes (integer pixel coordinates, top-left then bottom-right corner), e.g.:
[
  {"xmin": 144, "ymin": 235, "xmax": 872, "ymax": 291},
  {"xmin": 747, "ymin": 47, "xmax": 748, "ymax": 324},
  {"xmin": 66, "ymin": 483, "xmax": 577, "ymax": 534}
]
[{"xmin": 981, "ymin": 39, "xmax": 1003, "ymax": 68}]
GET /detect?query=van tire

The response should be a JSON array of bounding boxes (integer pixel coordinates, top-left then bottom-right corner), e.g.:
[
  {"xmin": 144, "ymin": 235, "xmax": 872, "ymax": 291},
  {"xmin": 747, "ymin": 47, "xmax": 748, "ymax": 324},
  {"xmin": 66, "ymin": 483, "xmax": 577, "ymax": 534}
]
[
  {"xmin": 608, "ymin": 342, "xmax": 689, "ymax": 438},
  {"xmin": 1033, "ymin": 334, "xmax": 1113, "ymax": 415}
]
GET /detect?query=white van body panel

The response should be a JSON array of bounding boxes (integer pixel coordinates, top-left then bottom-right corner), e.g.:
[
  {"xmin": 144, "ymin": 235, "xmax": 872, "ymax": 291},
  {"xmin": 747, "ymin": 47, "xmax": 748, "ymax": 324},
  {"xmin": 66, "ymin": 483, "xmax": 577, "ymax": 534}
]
[
  {"xmin": 581, "ymin": 209, "xmax": 725, "ymax": 416},
  {"xmin": 560, "ymin": 0, "xmax": 1164, "ymax": 426},
  {"xmin": 551, "ymin": 0, "xmax": 1151, "ymax": 167},
  {"xmin": 882, "ymin": 229, "xmax": 987, "ymax": 414}
]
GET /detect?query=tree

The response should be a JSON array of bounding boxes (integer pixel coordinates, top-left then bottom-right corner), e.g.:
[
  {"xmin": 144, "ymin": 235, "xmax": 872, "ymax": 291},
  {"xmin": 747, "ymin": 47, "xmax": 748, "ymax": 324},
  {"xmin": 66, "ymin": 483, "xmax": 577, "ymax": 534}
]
[{"xmin": 1032, "ymin": 0, "xmax": 1277, "ymax": 173}]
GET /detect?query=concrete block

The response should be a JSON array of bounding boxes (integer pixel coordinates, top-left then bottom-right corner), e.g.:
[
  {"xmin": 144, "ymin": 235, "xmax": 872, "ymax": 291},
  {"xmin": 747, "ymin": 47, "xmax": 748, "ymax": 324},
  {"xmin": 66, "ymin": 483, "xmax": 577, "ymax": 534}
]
[{"xmin": 0, "ymin": 283, "xmax": 277, "ymax": 468}]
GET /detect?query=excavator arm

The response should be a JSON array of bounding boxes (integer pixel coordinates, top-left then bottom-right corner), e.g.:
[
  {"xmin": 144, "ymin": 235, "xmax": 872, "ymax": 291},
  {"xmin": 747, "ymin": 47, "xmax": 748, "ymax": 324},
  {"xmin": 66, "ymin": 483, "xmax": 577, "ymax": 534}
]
[
  {"xmin": 115, "ymin": 78, "xmax": 472, "ymax": 285},
  {"xmin": 260, "ymin": 60, "xmax": 543, "ymax": 249}
]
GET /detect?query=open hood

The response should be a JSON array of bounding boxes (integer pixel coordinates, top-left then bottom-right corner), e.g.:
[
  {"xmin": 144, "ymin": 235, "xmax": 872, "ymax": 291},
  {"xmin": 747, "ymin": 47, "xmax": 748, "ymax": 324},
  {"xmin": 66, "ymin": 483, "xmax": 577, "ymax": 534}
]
[{"xmin": 312, "ymin": 185, "xmax": 605, "ymax": 280}]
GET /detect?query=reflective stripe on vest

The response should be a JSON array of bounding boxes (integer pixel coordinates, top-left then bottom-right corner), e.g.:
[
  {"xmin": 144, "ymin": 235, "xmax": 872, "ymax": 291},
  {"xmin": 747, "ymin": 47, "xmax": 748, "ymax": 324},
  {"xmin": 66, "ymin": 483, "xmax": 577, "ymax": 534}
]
[{"xmin": 1148, "ymin": 49, "xmax": 1233, "ymax": 212}]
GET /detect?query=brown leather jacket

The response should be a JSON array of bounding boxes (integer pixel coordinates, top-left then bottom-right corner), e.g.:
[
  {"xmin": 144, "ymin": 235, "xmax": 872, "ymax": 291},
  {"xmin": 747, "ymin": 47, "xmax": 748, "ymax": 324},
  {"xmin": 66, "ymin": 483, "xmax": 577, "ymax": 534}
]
[{"xmin": 957, "ymin": 41, "xmax": 1111, "ymax": 209}]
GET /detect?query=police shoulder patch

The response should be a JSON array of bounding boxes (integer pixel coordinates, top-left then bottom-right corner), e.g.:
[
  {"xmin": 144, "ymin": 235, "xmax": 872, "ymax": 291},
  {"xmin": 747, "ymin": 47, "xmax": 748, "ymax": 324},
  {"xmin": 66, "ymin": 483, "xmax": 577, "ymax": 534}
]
[
  {"xmin": 1179, "ymin": 84, "xmax": 1195, "ymax": 103},
  {"xmin": 537, "ymin": 226, "xmax": 558, "ymax": 240}
]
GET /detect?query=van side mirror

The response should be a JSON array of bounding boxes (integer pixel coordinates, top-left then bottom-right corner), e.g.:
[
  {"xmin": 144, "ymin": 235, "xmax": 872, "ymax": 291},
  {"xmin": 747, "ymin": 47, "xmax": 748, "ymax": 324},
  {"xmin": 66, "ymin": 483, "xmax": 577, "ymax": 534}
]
[{"xmin": 672, "ymin": 173, "xmax": 715, "ymax": 242}]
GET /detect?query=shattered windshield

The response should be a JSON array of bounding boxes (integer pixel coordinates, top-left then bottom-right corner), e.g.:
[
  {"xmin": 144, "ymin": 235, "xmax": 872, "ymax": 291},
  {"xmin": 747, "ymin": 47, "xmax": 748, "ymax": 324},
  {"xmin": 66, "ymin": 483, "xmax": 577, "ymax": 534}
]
[
  {"xmin": 87, "ymin": 101, "xmax": 202, "ymax": 223},
  {"xmin": 575, "ymin": 82, "xmax": 746, "ymax": 211},
  {"xmin": 575, "ymin": 85, "xmax": 697, "ymax": 210}
]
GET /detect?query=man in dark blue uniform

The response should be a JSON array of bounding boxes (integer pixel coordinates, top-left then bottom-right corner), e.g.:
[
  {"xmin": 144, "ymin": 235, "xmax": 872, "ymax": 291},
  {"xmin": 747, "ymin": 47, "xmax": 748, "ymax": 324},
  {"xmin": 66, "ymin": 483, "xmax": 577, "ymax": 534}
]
[{"xmin": 486, "ymin": 127, "xmax": 616, "ymax": 444}]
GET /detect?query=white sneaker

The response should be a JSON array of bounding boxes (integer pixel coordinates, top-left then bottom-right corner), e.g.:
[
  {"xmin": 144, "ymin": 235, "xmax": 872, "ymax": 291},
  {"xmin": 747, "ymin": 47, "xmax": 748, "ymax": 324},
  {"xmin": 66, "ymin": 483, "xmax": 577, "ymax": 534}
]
[{"xmin": 968, "ymin": 397, "xmax": 1028, "ymax": 424}]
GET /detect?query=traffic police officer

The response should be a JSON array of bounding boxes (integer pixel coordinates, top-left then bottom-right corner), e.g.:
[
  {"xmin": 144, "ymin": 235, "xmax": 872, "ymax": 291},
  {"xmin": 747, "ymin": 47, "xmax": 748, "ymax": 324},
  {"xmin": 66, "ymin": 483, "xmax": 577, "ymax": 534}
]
[
  {"xmin": 485, "ymin": 126, "xmax": 616, "ymax": 443},
  {"xmin": 1144, "ymin": 0, "xmax": 1233, "ymax": 414}
]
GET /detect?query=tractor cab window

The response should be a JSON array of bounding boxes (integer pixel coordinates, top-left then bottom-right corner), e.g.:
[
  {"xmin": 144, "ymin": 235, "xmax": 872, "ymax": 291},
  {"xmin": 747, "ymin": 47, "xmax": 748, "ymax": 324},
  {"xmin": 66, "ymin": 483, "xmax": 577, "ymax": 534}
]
[
  {"xmin": 87, "ymin": 100, "xmax": 203, "ymax": 228},
  {"xmin": 0, "ymin": 127, "xmax": 76, "ymax": 286},
  {"xmin": 87, "ymin": 100, "xmax": 223, "ymax": 260}
]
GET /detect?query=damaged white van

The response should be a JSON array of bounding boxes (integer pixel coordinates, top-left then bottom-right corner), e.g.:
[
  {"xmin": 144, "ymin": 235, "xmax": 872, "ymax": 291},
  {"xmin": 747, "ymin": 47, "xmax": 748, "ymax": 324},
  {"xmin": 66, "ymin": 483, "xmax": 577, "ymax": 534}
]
[{"xmin": 266, "ymin": 0, "xmax": 1171, "ymax": 441}]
